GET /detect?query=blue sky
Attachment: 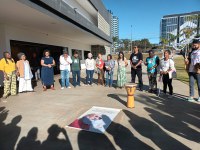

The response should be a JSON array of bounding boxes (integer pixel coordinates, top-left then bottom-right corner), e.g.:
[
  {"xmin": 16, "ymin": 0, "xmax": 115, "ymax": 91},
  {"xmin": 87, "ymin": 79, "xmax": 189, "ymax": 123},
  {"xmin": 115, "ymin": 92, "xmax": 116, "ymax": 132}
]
[{"xmin": 102, "ymin": 0, "xmax": 200, "ymax": 44}]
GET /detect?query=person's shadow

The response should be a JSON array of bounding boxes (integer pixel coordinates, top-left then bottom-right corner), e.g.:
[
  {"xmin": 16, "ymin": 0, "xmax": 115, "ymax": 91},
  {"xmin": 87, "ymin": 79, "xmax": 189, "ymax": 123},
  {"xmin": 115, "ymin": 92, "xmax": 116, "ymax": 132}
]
[
  {"xmin": 0, "ymin": 115, "xmax": 22, "ymax": 150},
  {"xmin": 41, "ymin": 124, "xmax": 72, "ymax": 150},
  {"xmin": 144, "ymin": 107, "xmax": 200, "ymax": 143},
  {"xmin": 16, "ymin": 127, "xmax": 41, "ymax": 150},
  {"xmin": 77, "ymin": 116, "xmax": 116, "ymax": 150},
  {"xmin": 123, "ymin": 110, "xmax": 191, "ymax": 150},
  {"xmin": 102, "ymin": 115, "xmax": 154, "ymax": 150}
]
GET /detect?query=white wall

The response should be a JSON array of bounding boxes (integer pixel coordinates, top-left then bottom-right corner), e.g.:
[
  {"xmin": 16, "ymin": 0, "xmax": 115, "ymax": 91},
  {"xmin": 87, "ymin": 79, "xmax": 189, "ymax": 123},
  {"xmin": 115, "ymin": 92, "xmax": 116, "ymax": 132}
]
[
  {"xmin": 62, "ymin": 0, "xmax": 97, "ymax": 25},
  {"xmin": 0, "ymin": 24, "xmax": 92, "ymax": 85},
  {"xmin": 0, "ymin": 24, "xmax": 7, "ymax": 86}
]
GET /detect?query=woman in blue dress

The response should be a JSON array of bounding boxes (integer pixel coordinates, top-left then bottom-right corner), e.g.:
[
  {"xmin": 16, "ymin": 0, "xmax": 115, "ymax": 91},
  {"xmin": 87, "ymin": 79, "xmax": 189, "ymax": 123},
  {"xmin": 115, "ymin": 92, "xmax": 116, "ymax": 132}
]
[{"xmin": 41, "ymin": 50, "xmax": 55, "ymax": 91}]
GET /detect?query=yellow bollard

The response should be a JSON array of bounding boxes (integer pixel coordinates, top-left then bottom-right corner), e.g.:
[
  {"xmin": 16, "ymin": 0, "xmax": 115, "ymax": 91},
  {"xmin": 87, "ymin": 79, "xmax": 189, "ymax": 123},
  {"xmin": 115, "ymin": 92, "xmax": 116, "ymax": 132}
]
[{"xmin": 125, "ymin": 84, "xmax": 137, "ymax": 108}]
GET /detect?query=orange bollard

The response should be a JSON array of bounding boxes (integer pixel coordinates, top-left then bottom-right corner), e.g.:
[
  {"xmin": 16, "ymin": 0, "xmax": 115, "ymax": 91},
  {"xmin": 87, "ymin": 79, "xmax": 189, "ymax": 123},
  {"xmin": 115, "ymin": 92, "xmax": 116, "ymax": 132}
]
[{"xmin": 125, "ymin": 84, "xmax": 137, "ymax": 108}]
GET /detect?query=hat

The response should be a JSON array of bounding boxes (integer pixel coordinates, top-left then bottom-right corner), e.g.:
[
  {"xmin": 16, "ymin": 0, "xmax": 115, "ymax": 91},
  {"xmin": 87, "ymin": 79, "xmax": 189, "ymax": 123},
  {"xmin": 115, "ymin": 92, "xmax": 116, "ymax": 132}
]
[
  {"xmin": 17, "ymin": 52, "xmax": 25, "ymax": 59},
  {"xmin": 192, "ymin": 38, "xmax": 200, "ymax": 44},
  {"xmin": 63, "ymin": 50, "xmax": 68, "ymax": 54}
]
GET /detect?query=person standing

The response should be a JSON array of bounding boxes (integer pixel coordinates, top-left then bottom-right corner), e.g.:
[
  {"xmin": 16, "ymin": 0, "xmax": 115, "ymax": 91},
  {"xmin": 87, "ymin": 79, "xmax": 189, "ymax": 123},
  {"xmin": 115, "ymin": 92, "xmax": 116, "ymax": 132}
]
[
  {"xmin": 85, "ymin": 53, "xmax": 95, "ymax": 86},
  {"xmin": 16, "ymin": 53, "xmax": 33, "ymax": 93},
  {"xmin": 160, "ymin": 50, "xmax": 175, "ymax": 98},
  {"xmin": 145, "ymin": 50, "xmax": 159, "ymax": 93},
  {"xmin": 71, "ymin": 51, "xmax": 81, "ymax": 87},
  {"xmin": 130, "ymin": 46, "xmax": 143, "ymax": 91},
  {"xmin": 41, "ymin": 50, "xmax": 55, "ymax": 91},
  {"xmin": 59, "ymin": 50, "xmax": 72, "ymax": 89},
  {"xmin": 96, "ymin": 53, "xmax": 105, "ymax": 86},
  {"xmin": 117, "ymin": 51, "xmax": 128, "ymax": 88},
  {"xmin": 105, "ymin": 54, "xmax": 115, "ymax": 87},
  {"xmin": 185, "ymin": 39, "xmax": 200, "ymax": 102},
  {"xmin": 30, "ymin": 52, "xmax": 40, "ymax": 81},
  {"xmin": 0, "ymin": 52, "xmax": 17, "ymax": 98}
]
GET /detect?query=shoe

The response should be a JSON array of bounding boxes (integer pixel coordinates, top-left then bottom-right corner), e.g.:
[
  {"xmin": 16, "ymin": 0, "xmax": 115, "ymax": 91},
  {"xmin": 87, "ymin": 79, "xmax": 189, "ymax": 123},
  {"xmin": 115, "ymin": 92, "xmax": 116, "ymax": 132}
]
[
  {"xmin": 187, "ymin": 97, "xmax": 194, "ymax": 102},
  {"xmin": 197, "ymin": 97, "xmax": 200, "ymax": 102},
  {"xmin": 148, "ymin": 89, "xmax": 153, "ymax": 93},
  {"xmin": 61, "ymin": 87, "xmax": 64, "ymax": 90},
  {"xmin": 51, "ymin": 87, "xmax": 55, "ymax": 90},
  {"xmin": 67, "ymin": 86, "xmax": 71, "ymax": 89},
  {"xmin": 139, "ymin": 89, "xmax": 143, "ymax": 92},
  {"xmin": 43, "ymin": 87, "xmax": 47, "ymax": 91},
  {"xmin": 168, "ymin": 95, "xmax": 173, "ymax": 98}
]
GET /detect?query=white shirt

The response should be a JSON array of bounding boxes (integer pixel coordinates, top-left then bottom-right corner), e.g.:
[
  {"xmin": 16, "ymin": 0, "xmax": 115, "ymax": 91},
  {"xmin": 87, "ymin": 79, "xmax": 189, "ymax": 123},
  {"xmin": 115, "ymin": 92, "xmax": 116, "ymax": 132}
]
[
  {"xmin": 189, "ymin": 49, "xmax": 200, "ymax": 72},
  {"xmin": 160, "ymin": 59, "xmax": 175, "ymax": 79},
  {"xmin": 59, "ymin": 55, "xmax": 72, "ymax": 71},
  {"xmin": 160, "ymin": 59, "xmax": 175, "ymax": 72},
  {"xmin": 85, "ymin": 58, "xmax": 95, "ymax": 70}
]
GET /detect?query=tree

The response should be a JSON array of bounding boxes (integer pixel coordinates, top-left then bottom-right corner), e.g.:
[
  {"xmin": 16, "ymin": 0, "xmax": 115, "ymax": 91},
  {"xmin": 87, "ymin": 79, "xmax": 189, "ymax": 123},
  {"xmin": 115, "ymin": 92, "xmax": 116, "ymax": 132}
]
[
  {"xmin": 121, "ymin": 39, "xmax": 131, "ymax": 51},
  {"xmin": 112, "ymin": 36, "xmax": 119, "ymax": 53},
  {"xmin": 160, "ymin": 38, "xmax": 169, "ymax": 50}
]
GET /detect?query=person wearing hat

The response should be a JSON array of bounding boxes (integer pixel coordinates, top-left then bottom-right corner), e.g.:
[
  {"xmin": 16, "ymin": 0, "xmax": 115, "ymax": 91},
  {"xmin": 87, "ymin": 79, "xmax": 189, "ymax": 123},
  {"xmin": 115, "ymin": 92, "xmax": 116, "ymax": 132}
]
[
  {"xmin": 185, "ymin": 38, "xmax": 200, "ymax": 102},
  {"xmin": 0, "ymin": 51, "xmax": 17, "ymax": 98},
  {"xmin": 59, "ymin": 50, "xmax": 72, "ymax": 89},
  {"xmin": 16, "ymin": 52, "xmax": 33, "ymax": 93},
  {"xmin": 85, "ymin": 53, "xmax": 95, "ymax": 86}
]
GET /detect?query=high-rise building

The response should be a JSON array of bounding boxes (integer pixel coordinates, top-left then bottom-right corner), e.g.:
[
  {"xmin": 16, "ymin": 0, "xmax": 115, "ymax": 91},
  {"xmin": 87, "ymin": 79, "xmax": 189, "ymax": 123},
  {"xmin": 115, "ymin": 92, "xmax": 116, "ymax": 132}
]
[
  {"xmin": 108, "ymin": 10, "xmax": 119, "ymax": 52},
  {"xmin": 0, "ymin": 0, "xmax": 112, "ymax": 85},
  {"xmin": 160, "ymin": 11, "xmax": 200, "ymax": 46}
]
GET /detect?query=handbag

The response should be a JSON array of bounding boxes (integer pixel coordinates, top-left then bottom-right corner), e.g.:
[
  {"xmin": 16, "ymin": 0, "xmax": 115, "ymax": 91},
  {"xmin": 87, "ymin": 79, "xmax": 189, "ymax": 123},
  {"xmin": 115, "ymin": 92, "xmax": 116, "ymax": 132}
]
[{"xmin": 169, "ymin": 59, "xmax": 177, "ymax": 79}]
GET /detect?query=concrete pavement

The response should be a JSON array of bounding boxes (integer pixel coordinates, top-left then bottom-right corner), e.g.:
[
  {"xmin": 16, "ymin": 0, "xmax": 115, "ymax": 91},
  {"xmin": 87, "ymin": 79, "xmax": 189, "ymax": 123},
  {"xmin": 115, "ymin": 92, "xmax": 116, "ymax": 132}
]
[{"xmin": 0, "ymin": 62, "xmax": 200, "ymax": 150}]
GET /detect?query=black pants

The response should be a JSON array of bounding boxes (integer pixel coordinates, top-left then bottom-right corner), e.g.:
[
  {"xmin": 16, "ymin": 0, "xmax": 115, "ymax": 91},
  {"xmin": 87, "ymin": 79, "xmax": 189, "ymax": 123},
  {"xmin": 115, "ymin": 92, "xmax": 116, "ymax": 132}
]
[
  {"xmin": 162, "ymin": 74, "xmax": 173, "ymax": 95},
  {"xmin": 131, "ymin": 68, "xmax": 143, "ymax": 90}
]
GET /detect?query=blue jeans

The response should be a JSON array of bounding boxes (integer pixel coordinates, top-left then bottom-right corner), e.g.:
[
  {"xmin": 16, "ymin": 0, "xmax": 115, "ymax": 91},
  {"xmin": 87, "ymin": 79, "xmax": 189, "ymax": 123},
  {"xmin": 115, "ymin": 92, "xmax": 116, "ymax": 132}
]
[
  {"xmin": 105, "ymin": 71, "xmax": 113, "ymax": 87},
  {"xmin": 189, "ymin": 72, "xmax": 200, "ymax": 97},
  {"xmin": 72, "ymin": 70, "xmax": 80, "ymax": 87},
  {"xmin": 60, "ymin": 70, "xmax": 70, "ymax": 87},
  {"xmin": 86, "ymin": 70, "xmax": 94, "ymax": 85}
]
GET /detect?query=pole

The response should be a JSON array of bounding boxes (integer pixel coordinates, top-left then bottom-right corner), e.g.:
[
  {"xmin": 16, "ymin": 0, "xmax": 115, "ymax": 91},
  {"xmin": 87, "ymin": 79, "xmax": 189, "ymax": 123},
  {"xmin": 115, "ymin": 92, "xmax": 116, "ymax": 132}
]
[{"xmin": 131, "ymin": 25, "xmax": 133, "ymax": 52}]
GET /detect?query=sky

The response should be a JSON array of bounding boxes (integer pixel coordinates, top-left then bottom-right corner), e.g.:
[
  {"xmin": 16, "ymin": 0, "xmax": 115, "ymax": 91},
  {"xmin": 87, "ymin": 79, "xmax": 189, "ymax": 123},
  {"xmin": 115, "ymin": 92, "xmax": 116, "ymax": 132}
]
[{"xmin": 102, "ymin": 0, "xmax": 200, "ymax": 44}]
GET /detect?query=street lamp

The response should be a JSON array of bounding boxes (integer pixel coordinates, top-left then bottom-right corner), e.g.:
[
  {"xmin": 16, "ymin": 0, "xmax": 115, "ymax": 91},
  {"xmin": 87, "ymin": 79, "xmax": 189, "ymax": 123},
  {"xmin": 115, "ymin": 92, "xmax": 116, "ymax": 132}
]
[{"xmin": 131, "ymin": 25, "xmax": 133, "ymax": 52}]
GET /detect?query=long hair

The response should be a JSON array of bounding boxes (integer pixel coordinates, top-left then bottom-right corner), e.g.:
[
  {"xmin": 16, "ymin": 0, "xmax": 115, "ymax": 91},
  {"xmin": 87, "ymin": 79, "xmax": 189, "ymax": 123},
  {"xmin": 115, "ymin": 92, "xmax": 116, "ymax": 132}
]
[
  {"xmin": 3, "ymin": 51, "xmax": 13, "ymax": 64},
  {"xmin": 118, "ymin": 51, "xmax": 124, "ymax": 61}
]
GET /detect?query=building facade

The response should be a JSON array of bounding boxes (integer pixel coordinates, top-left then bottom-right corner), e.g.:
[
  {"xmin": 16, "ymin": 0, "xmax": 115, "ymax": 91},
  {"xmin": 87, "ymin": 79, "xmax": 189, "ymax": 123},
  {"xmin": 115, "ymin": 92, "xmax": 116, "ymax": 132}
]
[
  {"xmin": 160, "ymin": 11, "xmax": 200, "ymax": 46},
  {"xmin": 0, "ymin": 0, "xmax": 112, "ymax": 85},
  {"xmin": 108, "ymin": 10, "xmax": 119, "ymax": 53}
]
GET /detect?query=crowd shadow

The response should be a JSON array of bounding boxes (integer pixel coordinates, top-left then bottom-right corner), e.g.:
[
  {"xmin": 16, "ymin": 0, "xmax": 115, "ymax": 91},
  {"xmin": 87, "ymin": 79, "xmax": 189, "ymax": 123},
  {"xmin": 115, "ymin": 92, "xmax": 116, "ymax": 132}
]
[
  {"xmin": 0, "ymin": 107, "xmax": 22, "ymax": 150},
  {"xmin": 137, "ymin": 93, "xmax": 200, "ymax": 143},
  {"xmin": 17, "ymin": 124, "xmax": 72, "ymax": 150},
  {"xmin": 144, "ymin": 107, "xmax": 200, "ymax": 143},
  {"xmin": 102, "ymin": 115, "xmax": 154, "ymax": 150},
  {"xmin": 123, "ymin": 110, "xmax": 191, "ymax": 150}
]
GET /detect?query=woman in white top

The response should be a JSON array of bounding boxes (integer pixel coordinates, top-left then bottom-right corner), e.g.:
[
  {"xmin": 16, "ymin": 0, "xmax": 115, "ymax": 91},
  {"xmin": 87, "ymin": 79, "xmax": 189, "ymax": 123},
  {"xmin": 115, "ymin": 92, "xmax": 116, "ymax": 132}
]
[
  {"xmin": 85, "ymin": 53, "xmax": 95, "ymax": 85},
  {"xmin": 160, "ymin": 50, "xmax": 175, "ymax": 98}
]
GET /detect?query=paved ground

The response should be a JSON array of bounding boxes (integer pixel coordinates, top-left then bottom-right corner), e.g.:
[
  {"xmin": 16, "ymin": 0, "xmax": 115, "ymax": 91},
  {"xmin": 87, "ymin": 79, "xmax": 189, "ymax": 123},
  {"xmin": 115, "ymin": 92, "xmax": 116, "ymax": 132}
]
[{"xmin": 0, "ymin": 62, "xmax": 200, "ymax": 150}]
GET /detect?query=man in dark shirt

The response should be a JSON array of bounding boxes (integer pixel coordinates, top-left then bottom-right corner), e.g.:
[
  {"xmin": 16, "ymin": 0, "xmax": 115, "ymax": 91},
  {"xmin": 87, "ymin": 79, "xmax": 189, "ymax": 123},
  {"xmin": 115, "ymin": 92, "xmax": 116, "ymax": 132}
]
[{"xmin": 130, "ymin": 46, "xmax": 143, "ymax": 91}]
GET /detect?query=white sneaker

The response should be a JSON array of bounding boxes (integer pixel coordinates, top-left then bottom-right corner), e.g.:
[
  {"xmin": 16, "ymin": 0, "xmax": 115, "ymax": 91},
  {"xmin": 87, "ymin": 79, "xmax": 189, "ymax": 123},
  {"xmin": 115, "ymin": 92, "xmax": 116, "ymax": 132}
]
[
  {"xmin": 67, "ymin": 86, "xmax": 71, "ymax": 89},
  {"xmin": 61, "ymin": 87, "xmax": 64, "ymax": 90},
  {"xmin": 197, "ymin": 97, "xmax": 200, "ymax": 102}
]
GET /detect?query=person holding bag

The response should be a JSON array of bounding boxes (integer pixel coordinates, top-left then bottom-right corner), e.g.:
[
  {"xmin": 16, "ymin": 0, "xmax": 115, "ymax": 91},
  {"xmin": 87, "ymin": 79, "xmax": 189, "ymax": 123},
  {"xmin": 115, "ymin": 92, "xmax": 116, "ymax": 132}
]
[
  {"xmin": 160, "ymin": 50, "xmax": 175, "ymax": 98},
  {"xmin": 185, "ymin": 39, "xmax": 200, "ymax": 102}
]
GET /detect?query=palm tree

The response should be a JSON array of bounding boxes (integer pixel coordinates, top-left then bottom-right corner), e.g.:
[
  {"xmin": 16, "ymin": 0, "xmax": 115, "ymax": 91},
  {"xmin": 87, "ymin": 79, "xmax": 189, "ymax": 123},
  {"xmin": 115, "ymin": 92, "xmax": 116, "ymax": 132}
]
[
  {"xmin": 160, "ymin": 38, "xmax": 169, "ymax": 50},
  {"xmin": 112, "ymin": 36, "xmax": 119, "ymax": 53}
]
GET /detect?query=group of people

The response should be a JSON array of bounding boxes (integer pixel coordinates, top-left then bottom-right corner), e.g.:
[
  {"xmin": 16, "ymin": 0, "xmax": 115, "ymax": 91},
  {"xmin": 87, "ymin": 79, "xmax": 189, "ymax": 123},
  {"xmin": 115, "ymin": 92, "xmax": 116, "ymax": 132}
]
[{"xmin": 0, "ymin": 38, "xmax": 200, "ymax": 102}]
